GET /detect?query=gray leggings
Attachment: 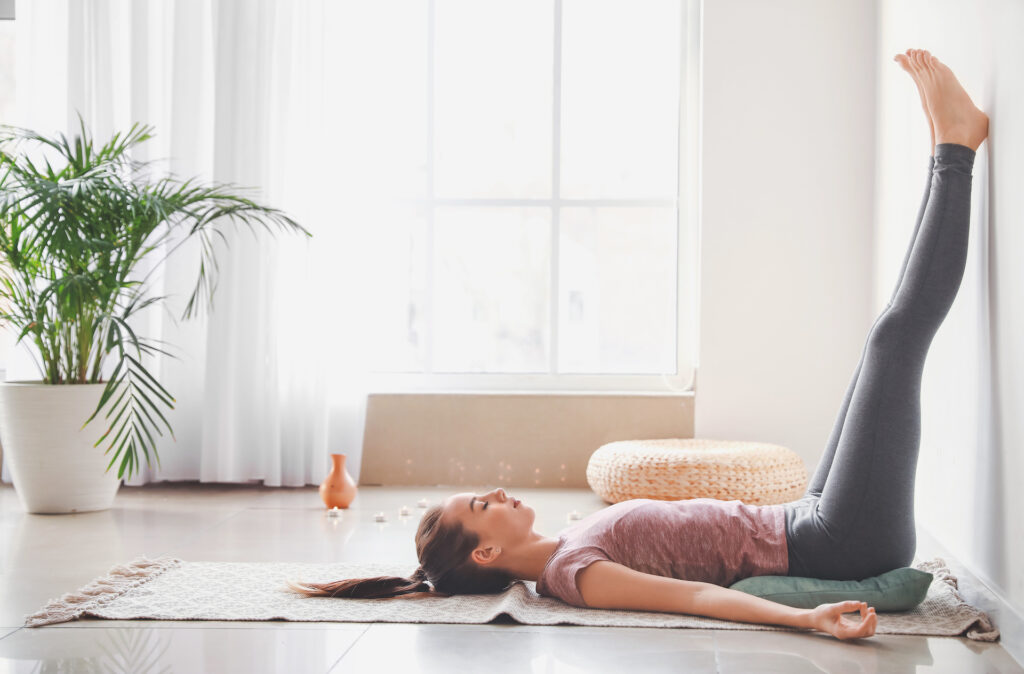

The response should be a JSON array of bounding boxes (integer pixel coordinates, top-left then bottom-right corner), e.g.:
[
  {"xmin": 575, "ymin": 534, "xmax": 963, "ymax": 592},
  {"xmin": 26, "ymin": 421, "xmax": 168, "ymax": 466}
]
[{"xmin": 783, "ymin": 142, "xmax": 977, "ymax": 580}]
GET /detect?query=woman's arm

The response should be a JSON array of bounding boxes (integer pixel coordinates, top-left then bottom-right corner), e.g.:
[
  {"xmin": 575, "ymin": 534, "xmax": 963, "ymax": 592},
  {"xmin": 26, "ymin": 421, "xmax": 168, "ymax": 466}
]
[{"xmin": 577, "ymin": 561, "xmax": 876, "ymax": 640}]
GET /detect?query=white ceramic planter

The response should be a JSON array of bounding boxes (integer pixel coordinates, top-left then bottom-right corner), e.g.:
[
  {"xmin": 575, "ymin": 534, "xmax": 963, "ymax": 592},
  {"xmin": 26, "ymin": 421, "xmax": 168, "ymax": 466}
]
[{"xmin": 0, "ymin": 380, "xmax": 123, "ymax": 514}]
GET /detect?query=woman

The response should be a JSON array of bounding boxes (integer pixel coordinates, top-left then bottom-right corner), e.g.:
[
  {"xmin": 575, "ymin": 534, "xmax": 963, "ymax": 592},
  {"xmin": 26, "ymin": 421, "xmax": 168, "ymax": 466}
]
[{"xmin": 291, "ymin": 49, "xmax": 989, "ymax": 642}]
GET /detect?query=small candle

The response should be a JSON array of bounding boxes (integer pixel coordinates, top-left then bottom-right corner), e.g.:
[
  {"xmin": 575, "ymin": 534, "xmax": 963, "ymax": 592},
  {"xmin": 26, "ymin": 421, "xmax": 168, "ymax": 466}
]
[
  {"xmin": 399, "ymin": 506, "xmax": 410, "ymax": 516},
  {"xmin": 417, "ymin": 498, "xmax": 429, "ymax": 508},
  {"xmin": 568, "ymin": 510, "xmax": 581, "ymax": 520},
  {"xmin": 375, "ymin": 512, "xmax": 387, "ymax": 522},
  {"xmin": 327, "ymin": 507, "xmax": 341, "ymax": 518}
]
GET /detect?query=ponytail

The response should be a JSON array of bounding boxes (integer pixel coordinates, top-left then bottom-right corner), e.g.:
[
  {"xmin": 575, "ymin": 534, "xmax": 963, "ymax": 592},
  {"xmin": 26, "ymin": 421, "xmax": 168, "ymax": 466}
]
[
  {"xmin": 287, "ymin": 565, "xmax": 451, "ymax": 600},
  {"xmin": 289, "ymin": 502, "xmax": 514, "ymax": 600}
]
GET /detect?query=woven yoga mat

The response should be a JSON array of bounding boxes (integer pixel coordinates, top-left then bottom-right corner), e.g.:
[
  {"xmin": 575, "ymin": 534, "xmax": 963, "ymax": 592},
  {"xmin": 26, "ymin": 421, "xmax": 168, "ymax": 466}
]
[{"xmin": 25, "ymin": 556, "xmax": 999, "ymax": 641}]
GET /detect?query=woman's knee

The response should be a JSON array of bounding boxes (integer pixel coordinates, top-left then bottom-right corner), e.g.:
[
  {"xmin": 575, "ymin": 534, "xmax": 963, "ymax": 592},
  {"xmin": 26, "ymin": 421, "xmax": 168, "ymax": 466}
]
[{"xmin": 865, "ymin": 307, "xmax": 931, "ymax": 355}]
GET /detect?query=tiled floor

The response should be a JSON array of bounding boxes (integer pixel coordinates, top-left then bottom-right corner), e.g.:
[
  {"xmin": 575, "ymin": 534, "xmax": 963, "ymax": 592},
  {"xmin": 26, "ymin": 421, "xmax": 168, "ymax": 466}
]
[{"xmin": 0, "ymin": 482, "xmax": 1020, "ymax": 673}]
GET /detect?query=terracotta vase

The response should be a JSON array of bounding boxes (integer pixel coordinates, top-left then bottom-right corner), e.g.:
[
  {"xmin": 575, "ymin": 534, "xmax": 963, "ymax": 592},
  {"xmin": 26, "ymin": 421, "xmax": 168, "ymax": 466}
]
[{"xmin": 320, "ymin": 453, "xmax": 357, "ymax": 508}]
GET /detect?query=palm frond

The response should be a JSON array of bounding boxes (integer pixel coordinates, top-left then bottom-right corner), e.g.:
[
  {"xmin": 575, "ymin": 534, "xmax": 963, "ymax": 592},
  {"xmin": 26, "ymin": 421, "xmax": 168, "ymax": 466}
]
[{"xmin": 1, "ymin": 117, "xmax": 308, "ymax": 478}]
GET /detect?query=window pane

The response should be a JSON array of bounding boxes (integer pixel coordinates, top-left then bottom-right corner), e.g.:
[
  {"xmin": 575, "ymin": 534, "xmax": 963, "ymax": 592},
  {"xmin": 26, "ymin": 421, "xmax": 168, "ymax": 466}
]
[
  {"xmin": 434, "ymin": 0, "xmax": 553, "ymax": 199},
  {"xmin": 0, "ymin": 19, "xmax": 13, "ymax": 371},
  {"xmin": 433, "ymin": 207, "xmax": 551, "ymax": 372},
  {"xmin": 313, "ymin": 205, "xmax": 427, "ymax": 374},
  {"xmin": 325, "ymin": 1, "xmax": 428, "ymax": 200},
  {"xmin": 558, "ymin": 207, "xmax": 676, "ymax": 373},
  {"xmin": 0, "ymin": 20, "xmax": 13, "ymax": 122},
  {"xmin": 560, "ymin": 0, "xmax": 681, "ymax": 199},
  {"xmin": 358, "ymin": 207, "xmax": 428, "ymax": 373}
]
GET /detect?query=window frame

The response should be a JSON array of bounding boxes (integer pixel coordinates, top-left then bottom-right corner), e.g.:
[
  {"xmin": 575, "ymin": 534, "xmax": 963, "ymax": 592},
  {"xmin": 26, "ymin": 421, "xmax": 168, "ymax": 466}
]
[{"xmin": 351, "ymin": 0, "xmax": 701, "ymax": 395}]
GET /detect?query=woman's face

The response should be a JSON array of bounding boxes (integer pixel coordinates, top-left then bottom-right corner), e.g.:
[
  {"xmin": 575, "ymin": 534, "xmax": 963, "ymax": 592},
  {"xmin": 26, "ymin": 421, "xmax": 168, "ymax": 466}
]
[{"xmin": 441, "ymin": 487, "xmax": 535, "ymax": 566}]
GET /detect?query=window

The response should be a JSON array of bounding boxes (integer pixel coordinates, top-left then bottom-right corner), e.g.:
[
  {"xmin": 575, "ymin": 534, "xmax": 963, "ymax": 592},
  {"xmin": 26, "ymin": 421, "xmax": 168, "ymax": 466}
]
[
  {"xmin": 332, "ymin": 0, "xmax": 699, "ymax": 394},
  {"xmin": 0, "ymin": 10, "xmax": 12, "ymax": 123}
]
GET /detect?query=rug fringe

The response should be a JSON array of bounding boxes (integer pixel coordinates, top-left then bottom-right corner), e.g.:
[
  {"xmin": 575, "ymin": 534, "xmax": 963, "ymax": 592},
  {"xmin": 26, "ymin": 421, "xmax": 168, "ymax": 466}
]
[
  {"xmin": 918, "ymin": 557, "xmax": 1000, "ymax": 642},
  {"xmin": 24, "ymin": 556, "xmax": 182, "ymax": 627}
]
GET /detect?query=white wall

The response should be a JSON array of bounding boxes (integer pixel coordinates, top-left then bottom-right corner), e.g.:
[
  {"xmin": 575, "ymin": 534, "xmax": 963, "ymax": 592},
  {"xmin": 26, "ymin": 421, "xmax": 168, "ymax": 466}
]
[
  {"xmin": 875, "ymin": 0, "xmax": 1024, "ymax": 649},
  {"xmin": 698, "ymin": 0, "xmax": 1023, "ymax": 653},
  {"xmin": 697, "ymin": 1, "xmax": 879, "ymax": 473}
]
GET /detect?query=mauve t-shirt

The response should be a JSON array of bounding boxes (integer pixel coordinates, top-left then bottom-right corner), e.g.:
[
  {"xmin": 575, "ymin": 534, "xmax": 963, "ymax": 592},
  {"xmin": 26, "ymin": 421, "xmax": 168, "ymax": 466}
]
[{"xmin": 534, "ymin": 498, "xmax": 789, "ymax": 607}]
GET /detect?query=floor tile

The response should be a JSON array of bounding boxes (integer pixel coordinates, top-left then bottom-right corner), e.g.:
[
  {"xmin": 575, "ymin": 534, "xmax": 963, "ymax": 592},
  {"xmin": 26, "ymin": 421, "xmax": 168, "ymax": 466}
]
[
  {"xmin": 0, "ymin": 504, "xmax": 243, "ymax": 573},
  {"xmin": 0, "ymin": 625, "xmax": 366, "ymax": 673},
  {"xmin": 714, "ymin": 622, "xmax": 1023, "ymax": 673},
  {"xmin": 332, "ymin": 622, "xmax": 717, "ymax": 673}
]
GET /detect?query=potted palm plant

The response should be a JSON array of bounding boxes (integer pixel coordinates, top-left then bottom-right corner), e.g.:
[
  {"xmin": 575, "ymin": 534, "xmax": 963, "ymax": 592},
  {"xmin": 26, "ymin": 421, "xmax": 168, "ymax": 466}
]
[{"xmin": 0, "ymin": 116, "xmax": 311, "ymax": 513}]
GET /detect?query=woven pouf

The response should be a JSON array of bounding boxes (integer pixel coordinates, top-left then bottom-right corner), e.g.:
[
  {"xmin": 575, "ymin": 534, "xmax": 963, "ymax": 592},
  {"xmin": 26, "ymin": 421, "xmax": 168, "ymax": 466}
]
[{"xmin": 586, "ymin": 438, "xmax": 808, "ymax": 505}]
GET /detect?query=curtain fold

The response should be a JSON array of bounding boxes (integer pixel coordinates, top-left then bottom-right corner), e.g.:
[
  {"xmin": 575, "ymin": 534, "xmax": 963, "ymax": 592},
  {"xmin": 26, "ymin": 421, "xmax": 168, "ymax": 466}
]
[{"xmin": 2, "ymin": 0, "xmax": 367, "ymax": 487}]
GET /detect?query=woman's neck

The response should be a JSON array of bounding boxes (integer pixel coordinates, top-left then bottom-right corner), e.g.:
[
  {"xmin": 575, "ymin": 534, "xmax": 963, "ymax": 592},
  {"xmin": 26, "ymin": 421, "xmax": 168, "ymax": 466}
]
[{"xmin": 503, "ymin": 534, "xmax": 561, "ymax": 581}]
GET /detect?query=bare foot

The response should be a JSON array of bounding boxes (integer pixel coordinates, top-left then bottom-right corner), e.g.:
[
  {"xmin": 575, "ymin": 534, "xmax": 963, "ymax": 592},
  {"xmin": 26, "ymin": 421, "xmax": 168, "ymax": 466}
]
[
  {"xmin": 894, "ymin": 50, "xmax": 936, "ymax": 155},
  {"xmin": 897, "ymin": 49, "xmax": 989, "ymax": 151}
]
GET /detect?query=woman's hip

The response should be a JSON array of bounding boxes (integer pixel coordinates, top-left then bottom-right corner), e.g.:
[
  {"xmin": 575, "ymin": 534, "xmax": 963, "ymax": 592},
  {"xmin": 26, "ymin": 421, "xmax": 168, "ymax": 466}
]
[{"xmin": 783, "ymin": 495, "xmax": 915, "ymax": 580}]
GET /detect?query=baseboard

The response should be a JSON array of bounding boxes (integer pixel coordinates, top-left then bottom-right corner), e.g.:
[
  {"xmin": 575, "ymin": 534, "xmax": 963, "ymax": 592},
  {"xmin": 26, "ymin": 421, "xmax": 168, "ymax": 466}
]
[{"xmin": 917, "ymin": 524, "xmax": 1024, "ymax": 668}]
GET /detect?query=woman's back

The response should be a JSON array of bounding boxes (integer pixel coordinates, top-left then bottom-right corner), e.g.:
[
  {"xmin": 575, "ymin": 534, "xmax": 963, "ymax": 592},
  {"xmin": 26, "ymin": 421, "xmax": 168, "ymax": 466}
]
[{"xmin": 535, "ymin": 498, "xmax": 788, "ymax": 607}]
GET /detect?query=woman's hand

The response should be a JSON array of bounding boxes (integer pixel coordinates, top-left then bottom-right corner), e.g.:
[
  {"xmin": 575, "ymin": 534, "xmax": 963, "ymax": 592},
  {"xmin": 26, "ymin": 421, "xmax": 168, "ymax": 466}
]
[{"xmin": 809, "ymin": 600, "xmax": 877, "ymax": 640}]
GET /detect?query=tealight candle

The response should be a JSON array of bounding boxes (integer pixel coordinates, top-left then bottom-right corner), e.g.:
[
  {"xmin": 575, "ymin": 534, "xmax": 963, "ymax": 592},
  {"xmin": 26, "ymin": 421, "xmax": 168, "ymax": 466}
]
[
  {"xmin": 568, "ymin": 510, "xmax": 581, "ymax": 520},
  {"xmin": 399, "ymin": 506, "xmax": 410, "ymax": 516},
  {"xmin": 327, "ymin": 507, "xmax": 341, "ymax": 518},
  {"xmin": 375, "ymin": 512, "xmax": 387, "ymax": 522},
  {"xmin": 417, "ymin": 498, "xmax": 429, "ymax": 508}
]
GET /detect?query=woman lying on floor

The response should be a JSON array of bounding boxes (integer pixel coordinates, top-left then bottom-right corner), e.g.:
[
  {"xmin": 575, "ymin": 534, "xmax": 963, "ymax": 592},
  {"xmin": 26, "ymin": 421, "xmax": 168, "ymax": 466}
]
[{"xmin": 290, "ymin": 48, "xmax": 989, "ymax": 642}]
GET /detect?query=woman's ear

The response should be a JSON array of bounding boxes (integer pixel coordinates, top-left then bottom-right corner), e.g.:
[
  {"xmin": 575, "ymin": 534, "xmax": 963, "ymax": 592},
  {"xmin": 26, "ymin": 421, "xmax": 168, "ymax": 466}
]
[{"xmin": 472, "ymin": 545, "xmax": 501, "ymax": 565}]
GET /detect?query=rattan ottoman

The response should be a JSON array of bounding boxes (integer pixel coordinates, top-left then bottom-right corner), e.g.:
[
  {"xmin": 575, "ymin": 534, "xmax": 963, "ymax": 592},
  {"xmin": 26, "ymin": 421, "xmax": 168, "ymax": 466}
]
[{"xmin": 586, "ymin": 438, "xmax": 808, "ymax": 505}]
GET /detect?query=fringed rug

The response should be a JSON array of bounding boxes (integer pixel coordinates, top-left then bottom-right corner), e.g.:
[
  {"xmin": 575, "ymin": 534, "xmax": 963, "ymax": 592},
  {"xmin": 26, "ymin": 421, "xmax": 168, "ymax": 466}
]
[{"xmin": 26, "ymin": 556, "xmax": 999, "ymax": 641}]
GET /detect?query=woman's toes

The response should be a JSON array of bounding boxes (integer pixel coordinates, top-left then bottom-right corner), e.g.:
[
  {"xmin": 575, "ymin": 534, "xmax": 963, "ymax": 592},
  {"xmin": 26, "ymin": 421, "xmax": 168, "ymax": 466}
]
[{"xmin": 911, "ymin": 49, "xmax": 925, "ymax": 71}]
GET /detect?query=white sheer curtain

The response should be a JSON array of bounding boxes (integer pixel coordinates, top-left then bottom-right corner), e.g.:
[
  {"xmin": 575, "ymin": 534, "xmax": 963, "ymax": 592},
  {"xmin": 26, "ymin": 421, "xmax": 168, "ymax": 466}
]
[{"xmin": 2, "ymin": 0, "xmax": 373, "ymax": 486}]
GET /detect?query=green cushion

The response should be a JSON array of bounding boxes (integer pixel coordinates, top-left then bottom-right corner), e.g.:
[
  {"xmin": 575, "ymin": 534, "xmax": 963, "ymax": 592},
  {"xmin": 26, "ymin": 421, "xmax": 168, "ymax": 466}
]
[{"xmin": 727, "ymin": 567, "xmax": 933, "ymax": 611}]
